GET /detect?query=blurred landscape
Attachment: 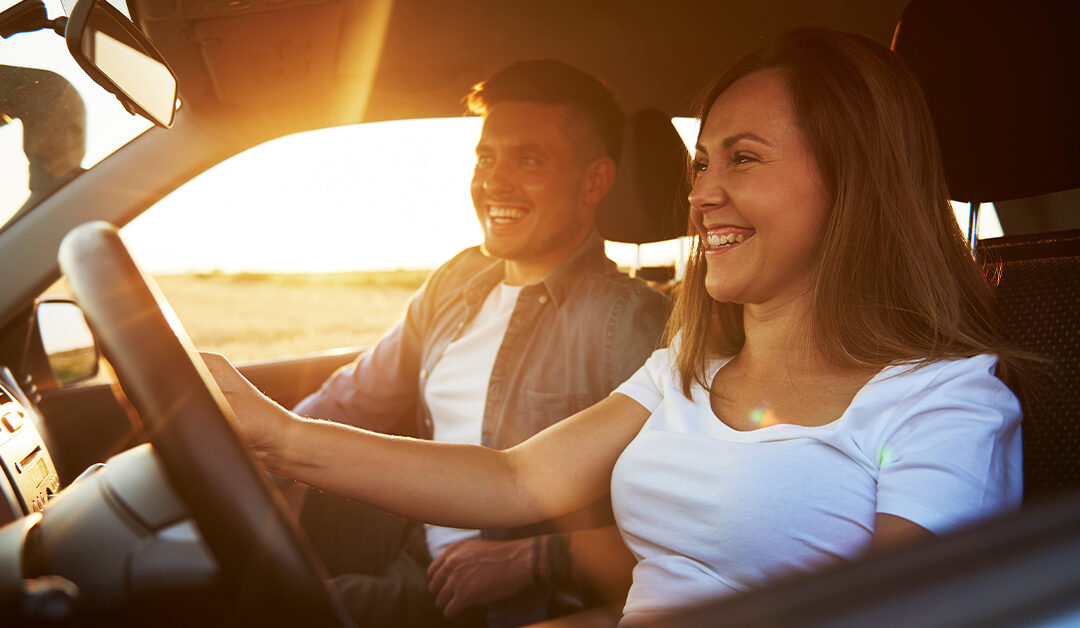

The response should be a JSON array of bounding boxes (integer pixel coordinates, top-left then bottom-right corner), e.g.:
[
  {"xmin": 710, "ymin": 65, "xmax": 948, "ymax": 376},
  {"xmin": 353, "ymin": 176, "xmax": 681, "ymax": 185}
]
[
  {"xmin": 156, "ymin": 271, "xmax": 427, "ymax": 362},
  {"xmin": 47, "ymin": 270, "xmax": 429, "ymax": 363}
]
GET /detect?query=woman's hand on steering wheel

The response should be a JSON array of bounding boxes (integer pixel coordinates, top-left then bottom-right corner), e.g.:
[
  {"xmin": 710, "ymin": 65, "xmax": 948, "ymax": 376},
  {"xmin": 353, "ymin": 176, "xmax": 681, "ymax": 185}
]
[{"xmin": 201, "ymin": 351, "xmax": 292, "ymax": 466}]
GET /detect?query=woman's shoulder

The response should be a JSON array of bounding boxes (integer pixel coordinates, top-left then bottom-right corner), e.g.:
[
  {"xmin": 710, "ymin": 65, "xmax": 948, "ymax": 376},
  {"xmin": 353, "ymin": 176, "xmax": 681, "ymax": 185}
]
[
  {"xmin": 863, "ymin": 353, "xmax": 1019, "ymax": 431},
  {"xmin": 879, "ymin": 353, "xmax": 1002, "ymax": 390}
]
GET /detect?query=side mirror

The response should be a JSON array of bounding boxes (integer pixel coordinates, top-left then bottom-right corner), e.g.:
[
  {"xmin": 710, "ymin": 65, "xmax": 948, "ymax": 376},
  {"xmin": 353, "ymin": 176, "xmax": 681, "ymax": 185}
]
[
  {"xmin": 65, "ymin": 0, "xmax": 178, "ymax": 128},
  {"xmin": 35, "ymin": 298, "xmax": 100, "ymax": 385}
]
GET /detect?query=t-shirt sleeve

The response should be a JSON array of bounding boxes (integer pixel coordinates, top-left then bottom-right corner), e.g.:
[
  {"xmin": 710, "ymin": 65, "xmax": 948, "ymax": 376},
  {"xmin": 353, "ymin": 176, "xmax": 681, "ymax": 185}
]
[
  {"xmin": 612, "ymin": 346, "xmax": 673, "ymax": 412},
  {"xmin": 874, "ymin": 354, "xmax": 1023, "ymax": 535}
]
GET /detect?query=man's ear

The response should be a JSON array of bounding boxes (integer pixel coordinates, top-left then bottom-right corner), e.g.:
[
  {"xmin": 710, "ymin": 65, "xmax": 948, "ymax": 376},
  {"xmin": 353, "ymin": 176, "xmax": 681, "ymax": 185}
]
[{"xmin": 582, "ymin": 157, "xmax": 617, "ymax": 207}]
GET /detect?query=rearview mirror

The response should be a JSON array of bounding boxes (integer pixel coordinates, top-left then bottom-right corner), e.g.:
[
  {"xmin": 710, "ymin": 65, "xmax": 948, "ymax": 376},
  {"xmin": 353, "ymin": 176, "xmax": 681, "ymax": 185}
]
[{"xmin": 65, "ymin": 0, "xmax": 177, "ymax": 128}]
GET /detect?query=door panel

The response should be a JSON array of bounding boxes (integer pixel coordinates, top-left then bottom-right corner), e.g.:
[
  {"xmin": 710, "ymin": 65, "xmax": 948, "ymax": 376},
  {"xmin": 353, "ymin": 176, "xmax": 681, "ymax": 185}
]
[{"xmin": 237, "ymin": 347, "xmax": 362, "ymax": 412}]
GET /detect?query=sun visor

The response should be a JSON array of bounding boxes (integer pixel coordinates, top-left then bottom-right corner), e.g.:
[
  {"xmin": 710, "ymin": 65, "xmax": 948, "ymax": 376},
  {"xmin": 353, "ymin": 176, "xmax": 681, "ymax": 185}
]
[{"xmin": 192, "ymin": 4, "xmax": 342, "ymax": 108}]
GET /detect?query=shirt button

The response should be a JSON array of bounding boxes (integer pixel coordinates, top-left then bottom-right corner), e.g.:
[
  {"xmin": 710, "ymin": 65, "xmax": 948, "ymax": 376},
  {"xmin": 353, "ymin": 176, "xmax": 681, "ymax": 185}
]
[
  {"xmin": 419, "ymin": 369, "xmax": 427, "ymax": 379},
  {"xmin": 538, "ymin": 295, "xmax": 549, "ymax": 304}
]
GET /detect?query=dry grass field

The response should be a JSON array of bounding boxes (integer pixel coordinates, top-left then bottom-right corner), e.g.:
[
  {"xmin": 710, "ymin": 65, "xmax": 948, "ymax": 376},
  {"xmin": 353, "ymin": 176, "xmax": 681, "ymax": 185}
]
[{"xmin": 46, "ymin": 271, "xmax": 429, "ymax": 363}]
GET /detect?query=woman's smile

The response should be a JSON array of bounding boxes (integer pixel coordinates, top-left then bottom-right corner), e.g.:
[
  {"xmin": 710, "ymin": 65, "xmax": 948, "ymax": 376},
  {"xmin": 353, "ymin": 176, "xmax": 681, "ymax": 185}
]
[{"xmin": 702, "ymin": 227, "xmax": 755, "ymax": 254}]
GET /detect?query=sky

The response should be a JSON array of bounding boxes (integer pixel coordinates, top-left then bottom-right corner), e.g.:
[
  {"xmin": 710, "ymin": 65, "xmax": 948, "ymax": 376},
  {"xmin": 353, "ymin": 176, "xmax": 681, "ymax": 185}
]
[{"xmin": 1, "ymin": 2, "xmax": 1000, "ymax": 274}]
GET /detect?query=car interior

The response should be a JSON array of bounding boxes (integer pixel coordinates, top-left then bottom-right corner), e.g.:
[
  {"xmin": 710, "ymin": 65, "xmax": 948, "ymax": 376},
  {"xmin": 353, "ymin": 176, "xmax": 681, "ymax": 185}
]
[{"xmin": 0, "ymin": 0, "xmax": 1076, "ymax": 625}]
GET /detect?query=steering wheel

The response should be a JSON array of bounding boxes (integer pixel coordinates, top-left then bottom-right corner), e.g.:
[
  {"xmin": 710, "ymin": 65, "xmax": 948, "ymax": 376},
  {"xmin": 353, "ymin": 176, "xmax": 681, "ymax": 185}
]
[{"xmin": 57, "ymin": 221, "xmax": 352, "ymax": 626}]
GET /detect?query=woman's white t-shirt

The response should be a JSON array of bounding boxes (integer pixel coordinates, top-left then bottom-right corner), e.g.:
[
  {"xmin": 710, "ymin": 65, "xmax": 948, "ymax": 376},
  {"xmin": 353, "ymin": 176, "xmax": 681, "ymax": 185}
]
[{"xmin": 611, "ymin": 349, "xmax": 1022, "ymax": 624}]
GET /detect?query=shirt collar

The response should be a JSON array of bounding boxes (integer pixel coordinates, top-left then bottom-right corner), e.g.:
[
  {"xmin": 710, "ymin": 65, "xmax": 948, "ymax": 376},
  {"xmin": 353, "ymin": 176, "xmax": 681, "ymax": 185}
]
[
  {"xmin": 462, "ymin": 229, "xmax": 613, "ymax": 310},
  {"xmin": 536, "ymin": 229, "xmax": 612, "ymax": 308}
]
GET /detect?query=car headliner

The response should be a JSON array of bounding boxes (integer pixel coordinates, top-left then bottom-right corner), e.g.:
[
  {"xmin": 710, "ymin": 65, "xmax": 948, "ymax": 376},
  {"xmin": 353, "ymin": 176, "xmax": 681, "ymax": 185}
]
[{"xmin": 133, "ymin": 0, "xmax": 910, "ymax": 136}]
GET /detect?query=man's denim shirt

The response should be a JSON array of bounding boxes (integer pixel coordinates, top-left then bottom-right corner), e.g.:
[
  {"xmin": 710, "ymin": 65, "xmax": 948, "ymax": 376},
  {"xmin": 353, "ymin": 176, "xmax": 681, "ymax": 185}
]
[{"xmin": 294, "ymin": 230, "xmax": 669, "ymax": 537}]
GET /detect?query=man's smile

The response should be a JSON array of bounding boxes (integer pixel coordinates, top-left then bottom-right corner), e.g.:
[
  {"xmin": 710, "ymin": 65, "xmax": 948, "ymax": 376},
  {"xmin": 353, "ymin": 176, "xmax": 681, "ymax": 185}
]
[{"xmin": 487, "ymin": 205, "xmax": 529, "ymax": 226}]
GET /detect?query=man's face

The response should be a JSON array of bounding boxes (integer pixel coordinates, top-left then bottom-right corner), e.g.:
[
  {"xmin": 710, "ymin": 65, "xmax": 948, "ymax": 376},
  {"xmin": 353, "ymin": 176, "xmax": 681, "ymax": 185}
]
[{"xmin": 470, "ymin": 102, "xmax": 596, "ymax": 271}]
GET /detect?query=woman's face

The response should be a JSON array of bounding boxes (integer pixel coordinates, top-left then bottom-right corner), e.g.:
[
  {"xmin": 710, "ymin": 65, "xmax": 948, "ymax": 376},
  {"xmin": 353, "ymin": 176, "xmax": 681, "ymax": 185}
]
[{"xmin": 689, "ymin": 69, "xmax": 830, "ymax": 311}]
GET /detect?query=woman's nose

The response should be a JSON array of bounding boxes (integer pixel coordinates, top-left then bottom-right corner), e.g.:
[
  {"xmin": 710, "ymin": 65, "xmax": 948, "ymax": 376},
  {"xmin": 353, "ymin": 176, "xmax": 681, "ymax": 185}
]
[{"xmin": 688, "ymin": 171, "xmax": 728, "ymax": 213}]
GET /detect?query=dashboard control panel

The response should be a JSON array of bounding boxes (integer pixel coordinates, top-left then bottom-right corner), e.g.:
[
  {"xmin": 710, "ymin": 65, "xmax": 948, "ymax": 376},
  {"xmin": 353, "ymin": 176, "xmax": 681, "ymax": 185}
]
[{"xmin": 0, "ymin": 378, "xmax": 60, "ymax": 515}]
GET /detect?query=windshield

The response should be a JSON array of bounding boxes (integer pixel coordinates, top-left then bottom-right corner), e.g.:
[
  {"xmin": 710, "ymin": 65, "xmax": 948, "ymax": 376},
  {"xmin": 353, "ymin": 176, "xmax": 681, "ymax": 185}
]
[{"xmin": 0, "ymin": 0, "xmax": 152, "ymax": 227}]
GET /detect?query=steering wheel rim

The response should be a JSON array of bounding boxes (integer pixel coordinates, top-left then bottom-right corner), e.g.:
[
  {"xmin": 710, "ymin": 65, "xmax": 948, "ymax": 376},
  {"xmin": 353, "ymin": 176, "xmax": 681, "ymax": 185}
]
[{"xmin": 58, "ymin": 221, "xmax": 352, "ymax": 626}]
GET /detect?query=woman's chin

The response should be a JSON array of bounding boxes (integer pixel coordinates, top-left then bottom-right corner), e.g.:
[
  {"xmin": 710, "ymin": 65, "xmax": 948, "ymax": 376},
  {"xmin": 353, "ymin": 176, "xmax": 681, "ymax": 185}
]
[{"xmin": 704, "ymin": 280, "xmax": 742, "ymax": 305}]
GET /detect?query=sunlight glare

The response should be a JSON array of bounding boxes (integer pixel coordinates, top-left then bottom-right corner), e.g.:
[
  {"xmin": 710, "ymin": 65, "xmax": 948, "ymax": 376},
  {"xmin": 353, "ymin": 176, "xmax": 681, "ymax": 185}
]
[
  {"xmin": 0, "ymin": 120, "xmax": 30, "ymax": 222},
  {"xmin": 122, "ymin": 118, "xmax": 485, "ymax": 273}
]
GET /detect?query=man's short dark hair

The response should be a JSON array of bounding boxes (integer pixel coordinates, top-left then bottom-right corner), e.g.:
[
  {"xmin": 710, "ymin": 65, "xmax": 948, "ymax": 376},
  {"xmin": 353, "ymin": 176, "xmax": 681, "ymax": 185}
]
[{"xmin": 466, "ymin": 60, "xmax": 624, "ymax": 161}]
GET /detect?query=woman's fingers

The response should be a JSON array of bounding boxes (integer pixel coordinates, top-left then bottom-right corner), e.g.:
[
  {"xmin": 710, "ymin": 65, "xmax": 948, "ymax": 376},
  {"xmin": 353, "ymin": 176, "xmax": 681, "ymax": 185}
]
[{"xmin": 199, "ymin": 351, "xmax": 280, "ymax": 451}]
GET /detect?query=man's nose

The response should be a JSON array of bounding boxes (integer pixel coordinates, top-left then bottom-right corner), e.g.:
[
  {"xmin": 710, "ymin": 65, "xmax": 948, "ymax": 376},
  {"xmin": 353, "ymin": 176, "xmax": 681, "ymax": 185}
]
[{"xmin": 480, "ymin": 161, "xmax": 514, "ymax": 197}]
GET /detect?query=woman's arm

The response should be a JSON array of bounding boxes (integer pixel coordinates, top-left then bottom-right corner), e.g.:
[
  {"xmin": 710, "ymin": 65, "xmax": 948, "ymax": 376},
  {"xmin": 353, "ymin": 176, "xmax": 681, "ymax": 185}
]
[
  {"xmin": 202, "ymin": 352, "xmax": 651, "ymax": 530},
  {"xmin": 866, "ymin": 514, "xmax": 935, "ymax": 555}
]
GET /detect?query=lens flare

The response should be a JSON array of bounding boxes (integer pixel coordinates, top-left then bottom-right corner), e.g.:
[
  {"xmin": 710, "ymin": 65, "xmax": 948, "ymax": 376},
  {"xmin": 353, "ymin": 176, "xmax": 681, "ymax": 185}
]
[
  {"xmin": 878, "ymin": 445, "xmax": 895, "ymax": 468},
  {"xmin": 749, "ymin": 404, "xmax": 781, "ymax": 428}
]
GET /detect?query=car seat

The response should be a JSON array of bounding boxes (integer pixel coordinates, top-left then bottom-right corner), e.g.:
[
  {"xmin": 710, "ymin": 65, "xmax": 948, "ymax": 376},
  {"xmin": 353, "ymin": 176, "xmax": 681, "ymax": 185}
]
[
  {"xmin": 596, "ymin": 108, "xmax": 690, "ymax": 285},
  {"xmin": 892, "ymin": 0, "xmax": 1080, "ymax": 504}
]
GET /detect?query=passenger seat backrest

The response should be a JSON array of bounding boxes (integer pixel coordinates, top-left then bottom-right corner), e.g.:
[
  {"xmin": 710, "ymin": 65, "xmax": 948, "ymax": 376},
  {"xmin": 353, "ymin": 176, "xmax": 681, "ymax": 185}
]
[
  {"xmin": 893, "ymin": 0, "xmax": 1080, "ymax": 504},
  {"xmin": 977, "ymin": 231, "xmax": 1080, "ymax": 503}
]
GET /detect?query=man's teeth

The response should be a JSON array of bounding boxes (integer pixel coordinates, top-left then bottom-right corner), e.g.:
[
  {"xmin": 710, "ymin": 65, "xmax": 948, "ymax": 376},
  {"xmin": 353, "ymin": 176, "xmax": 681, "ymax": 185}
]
[
  {"xmin": 706, "ymin": 233, "xmax": 746, "ymax": 247},
  {"xmin": 489, "ymin": 207, "xmax": 526, "ymax": 223}
]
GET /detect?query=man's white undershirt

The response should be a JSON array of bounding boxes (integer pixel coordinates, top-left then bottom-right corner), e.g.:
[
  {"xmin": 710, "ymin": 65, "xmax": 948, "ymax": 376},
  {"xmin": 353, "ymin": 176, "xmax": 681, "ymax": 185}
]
[{"xmin": 423, "ymin": 281, "xmax": 523, "ymax": 559}]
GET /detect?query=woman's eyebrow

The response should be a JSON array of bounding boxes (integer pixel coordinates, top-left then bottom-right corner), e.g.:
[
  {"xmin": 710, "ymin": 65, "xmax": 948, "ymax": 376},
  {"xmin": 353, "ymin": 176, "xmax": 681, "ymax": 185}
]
[{"xmin": 722, "ymin": 132, "xmax": 772, "ymax": 149}]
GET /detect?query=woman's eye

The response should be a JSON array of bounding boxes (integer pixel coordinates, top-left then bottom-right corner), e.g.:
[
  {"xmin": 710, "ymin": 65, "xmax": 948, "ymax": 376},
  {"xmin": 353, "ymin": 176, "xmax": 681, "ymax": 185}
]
[
  {"xmin": 691, "ymin": 160, "xmax": 708, "ymax": 173},
  {"xmin": 731, "ymin": 152, "xmax": 759, "ymax": 165}
]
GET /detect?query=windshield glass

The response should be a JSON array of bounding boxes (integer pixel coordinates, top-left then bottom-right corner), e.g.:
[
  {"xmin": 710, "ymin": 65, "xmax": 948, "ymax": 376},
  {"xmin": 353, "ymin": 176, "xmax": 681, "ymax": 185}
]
[{"xmin": 0, "ymin": 0, "xmax": 152, "ymax": 227}]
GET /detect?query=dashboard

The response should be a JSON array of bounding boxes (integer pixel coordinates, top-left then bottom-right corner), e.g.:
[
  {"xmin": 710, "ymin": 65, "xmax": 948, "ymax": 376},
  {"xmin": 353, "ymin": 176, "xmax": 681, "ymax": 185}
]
[
  {"xmin": 0, "ymin": 366, "xmax": 217, "ymax": 622},
  {"xmin": 0, "ymin": 368, "xmax": 61, "ymax": 525}
]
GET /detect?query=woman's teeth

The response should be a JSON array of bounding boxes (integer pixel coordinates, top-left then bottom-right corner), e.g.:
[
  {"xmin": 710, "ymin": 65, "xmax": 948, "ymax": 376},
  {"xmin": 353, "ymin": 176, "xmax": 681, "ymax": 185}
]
[{"xmin": 707, "ymin": 233, "xmax": 745, "ymax": 247}]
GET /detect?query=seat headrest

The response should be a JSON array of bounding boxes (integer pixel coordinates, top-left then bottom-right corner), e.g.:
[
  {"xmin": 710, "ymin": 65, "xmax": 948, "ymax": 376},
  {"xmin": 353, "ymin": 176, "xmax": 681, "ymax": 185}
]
[
  {"xmin": 597, "ymin": 109, "xmax": 691, "ymax": 244},
  {"xmin": 892, "ymin": 0, "xmax": 1078, "ymax": 203}
]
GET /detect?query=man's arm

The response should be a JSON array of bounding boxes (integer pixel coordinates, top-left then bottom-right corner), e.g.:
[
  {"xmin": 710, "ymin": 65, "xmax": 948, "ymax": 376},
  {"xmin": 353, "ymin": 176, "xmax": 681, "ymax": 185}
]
[
  {"xmin": 563, "ymin": 526, "xmax": 635, "ymax": 602},
  {"xmin": 425, "ymin": 526, "xmax": 633, "ymax": 619},
  {"xmin": 293, "ymin": 314, "xmax": 422, "ymax": 432}
]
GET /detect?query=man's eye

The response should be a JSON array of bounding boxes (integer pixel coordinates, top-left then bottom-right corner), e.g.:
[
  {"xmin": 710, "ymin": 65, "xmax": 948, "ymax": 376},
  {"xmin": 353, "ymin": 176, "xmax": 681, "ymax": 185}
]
[
  {"xmin": 520, "ymin": 156, "xmax": 538, "ymax": 166},
  {"xmin": 476, "ymin": 155, "xmax": 493, "ymax": 167}
]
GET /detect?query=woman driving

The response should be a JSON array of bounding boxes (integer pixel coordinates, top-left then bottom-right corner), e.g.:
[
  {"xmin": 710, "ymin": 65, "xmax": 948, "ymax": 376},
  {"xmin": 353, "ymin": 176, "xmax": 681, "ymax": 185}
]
[{"xmin": 203, "ymin": 28, "xmax": 1022, "ymax": 625}]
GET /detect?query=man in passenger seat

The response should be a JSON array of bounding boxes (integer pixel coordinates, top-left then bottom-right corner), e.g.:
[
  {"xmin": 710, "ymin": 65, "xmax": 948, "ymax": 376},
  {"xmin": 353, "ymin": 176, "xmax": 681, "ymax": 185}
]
[{"xmin": 292, "ymin": 60, "xmax": 670, "ymax": 627}]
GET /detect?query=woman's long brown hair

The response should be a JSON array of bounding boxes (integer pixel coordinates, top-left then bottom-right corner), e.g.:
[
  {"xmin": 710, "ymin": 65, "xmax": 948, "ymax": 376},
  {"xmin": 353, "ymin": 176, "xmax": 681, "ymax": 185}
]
[{"xmin": 667, "ymin": 28, "xmax": 1018, "ymax": 397}]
